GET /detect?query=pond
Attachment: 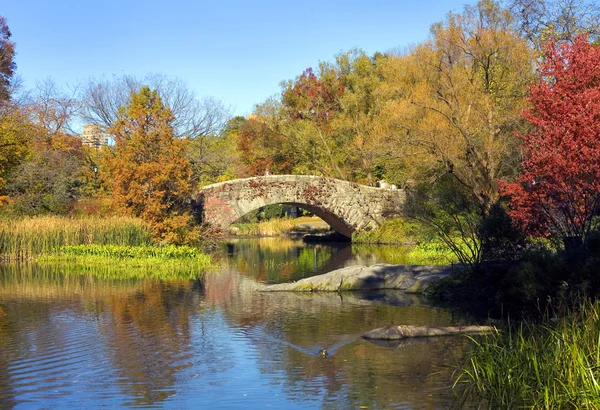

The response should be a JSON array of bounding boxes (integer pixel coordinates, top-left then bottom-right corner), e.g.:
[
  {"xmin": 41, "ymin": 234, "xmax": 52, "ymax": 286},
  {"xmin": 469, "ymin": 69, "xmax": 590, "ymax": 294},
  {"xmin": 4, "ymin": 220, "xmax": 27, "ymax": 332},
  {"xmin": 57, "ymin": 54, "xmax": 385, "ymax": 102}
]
[
  {"xmin": 218, "ymin": 236, "xmax": 432, "ymax": 283},
  {"xmin": 0, "ymin": 239, "xmax": 476, "ymax": 409}
]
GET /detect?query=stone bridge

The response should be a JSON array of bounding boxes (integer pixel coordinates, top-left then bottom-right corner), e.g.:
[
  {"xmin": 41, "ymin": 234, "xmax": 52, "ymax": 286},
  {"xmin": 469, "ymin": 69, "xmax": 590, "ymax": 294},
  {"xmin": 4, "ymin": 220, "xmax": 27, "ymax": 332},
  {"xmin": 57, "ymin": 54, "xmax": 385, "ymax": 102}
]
[{"xmin": 195, "ymin": 175, "xmax": 405, "ymax": 238}]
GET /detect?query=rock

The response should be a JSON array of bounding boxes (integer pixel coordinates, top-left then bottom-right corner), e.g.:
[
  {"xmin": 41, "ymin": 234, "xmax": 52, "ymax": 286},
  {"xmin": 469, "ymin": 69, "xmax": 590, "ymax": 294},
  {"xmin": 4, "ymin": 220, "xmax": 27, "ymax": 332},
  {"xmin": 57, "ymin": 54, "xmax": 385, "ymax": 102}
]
[
  {"xmin": 257, "ymin": 263, "xmax": 455, "ymax": 293},
  {"xmin": 361, "ymin": 325, "xmax": 497, "ymax": 340}
]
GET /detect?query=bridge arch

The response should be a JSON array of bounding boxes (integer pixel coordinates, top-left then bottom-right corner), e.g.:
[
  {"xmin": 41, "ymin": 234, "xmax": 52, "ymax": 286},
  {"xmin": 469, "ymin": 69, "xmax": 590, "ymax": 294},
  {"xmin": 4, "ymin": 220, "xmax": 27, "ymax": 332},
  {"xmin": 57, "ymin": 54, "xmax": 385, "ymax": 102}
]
[{"xmin": 195, "ymin": 175, "xmax": 405, "ymax": 238}]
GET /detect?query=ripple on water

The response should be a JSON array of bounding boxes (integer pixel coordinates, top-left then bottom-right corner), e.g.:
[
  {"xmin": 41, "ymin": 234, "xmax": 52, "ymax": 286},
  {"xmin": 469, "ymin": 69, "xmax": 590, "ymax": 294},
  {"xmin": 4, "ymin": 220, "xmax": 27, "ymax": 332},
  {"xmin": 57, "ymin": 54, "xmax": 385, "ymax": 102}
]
[{"xmin": 0, "ymin": 262, "xmax": 471, "ymax": 409}]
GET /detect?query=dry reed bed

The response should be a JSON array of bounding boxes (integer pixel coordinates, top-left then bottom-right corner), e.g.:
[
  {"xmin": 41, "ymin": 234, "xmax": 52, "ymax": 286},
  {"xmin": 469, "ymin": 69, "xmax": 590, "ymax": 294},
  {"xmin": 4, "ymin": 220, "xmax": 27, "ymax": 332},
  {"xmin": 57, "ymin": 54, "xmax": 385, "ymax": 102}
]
[{"xmin": 0, "ymin": 216, "xmax": 152, "ymax": 260}]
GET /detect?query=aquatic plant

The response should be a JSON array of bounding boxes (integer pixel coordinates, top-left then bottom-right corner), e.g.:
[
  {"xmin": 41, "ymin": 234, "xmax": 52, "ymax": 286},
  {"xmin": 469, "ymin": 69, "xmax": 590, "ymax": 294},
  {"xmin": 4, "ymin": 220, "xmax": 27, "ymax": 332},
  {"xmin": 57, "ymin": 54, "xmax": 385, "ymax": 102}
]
[
  {"xmin": 455, "ymin": 298, "xmax": 600, "ymax": 409},
  {"xmin": 39, "ymin": 244, "xmax": 215, "ymax": 279}
]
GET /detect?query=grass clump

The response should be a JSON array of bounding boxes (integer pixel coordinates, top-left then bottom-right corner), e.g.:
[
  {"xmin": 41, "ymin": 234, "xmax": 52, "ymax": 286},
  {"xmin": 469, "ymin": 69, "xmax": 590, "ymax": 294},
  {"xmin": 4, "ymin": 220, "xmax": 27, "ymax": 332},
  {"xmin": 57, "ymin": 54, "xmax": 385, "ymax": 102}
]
[
  {"xmin": 405, "ymin": 241, "xmax": 459, "ymax": 265},
  {"xmin": 0, "ymin": 216, "xmax": 152, "ymax": 260},
  {"xmin": 352, "ymin": 217, "xmax": 421, "ymax": 244},
  {"xmin": 39, "ymin": 244, "xmax": 214, "ymax": 279},
  {"xmin": 455, "ymin": 298, "xmax": 600, "ymax": 409}
]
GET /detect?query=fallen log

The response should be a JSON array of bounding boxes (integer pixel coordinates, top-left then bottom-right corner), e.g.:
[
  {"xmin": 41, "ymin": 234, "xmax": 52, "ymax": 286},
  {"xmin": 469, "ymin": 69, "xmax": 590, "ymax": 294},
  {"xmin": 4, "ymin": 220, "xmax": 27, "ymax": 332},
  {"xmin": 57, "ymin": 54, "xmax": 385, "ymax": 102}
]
[{"xmin": 362, "ymin": 325, "xmax": 497, "ymax": 340}]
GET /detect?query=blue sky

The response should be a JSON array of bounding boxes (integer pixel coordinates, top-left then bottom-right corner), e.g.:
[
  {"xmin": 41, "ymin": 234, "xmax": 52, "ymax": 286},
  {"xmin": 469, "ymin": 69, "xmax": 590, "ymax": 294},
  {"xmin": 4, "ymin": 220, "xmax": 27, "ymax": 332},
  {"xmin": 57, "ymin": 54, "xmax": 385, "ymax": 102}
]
[{"xmin": 3, "ymin": 0, "xmax": 476, "ymax": 117}]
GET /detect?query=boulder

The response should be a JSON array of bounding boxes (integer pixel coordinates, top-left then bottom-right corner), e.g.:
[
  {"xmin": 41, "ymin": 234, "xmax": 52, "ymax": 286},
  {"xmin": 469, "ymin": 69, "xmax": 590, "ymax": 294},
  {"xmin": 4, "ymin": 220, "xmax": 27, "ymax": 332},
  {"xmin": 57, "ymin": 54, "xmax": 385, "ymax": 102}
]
[{"xmin": 258, "ymin": 263, "xmax": 455, "ymax": 293}]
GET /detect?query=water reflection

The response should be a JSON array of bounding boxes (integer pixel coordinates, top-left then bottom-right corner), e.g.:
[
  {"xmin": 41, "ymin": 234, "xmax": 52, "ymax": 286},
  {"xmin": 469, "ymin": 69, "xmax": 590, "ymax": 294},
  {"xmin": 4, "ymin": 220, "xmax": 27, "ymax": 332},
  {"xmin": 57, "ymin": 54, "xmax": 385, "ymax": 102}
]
[
  {"xmin": 0, "ymin": 262, "xmax": 472, "ymax": 408},
  {"xmin": 220, "ymin": 237, "xmax": 417, "ymax": 283}
]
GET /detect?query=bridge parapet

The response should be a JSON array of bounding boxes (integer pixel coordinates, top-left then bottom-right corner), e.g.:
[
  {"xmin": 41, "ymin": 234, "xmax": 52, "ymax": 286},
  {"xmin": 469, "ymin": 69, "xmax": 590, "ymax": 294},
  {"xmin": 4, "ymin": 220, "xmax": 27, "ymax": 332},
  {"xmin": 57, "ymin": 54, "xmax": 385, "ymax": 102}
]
[{"xmin": 196, "ymin": 175, "xmax": 405, "ymax": 238}]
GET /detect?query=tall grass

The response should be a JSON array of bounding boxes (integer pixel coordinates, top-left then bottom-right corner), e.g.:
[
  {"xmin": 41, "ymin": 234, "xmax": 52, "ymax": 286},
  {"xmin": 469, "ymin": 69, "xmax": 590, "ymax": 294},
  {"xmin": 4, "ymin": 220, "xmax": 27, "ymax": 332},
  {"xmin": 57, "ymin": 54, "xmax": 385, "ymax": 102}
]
[
  {"xmin": 0, "ymin": 216, "xmax": 152, "ymax": 260},
  {"xmin": 455, "ymin": 298, "xmax": 600, "ymax": 409}
]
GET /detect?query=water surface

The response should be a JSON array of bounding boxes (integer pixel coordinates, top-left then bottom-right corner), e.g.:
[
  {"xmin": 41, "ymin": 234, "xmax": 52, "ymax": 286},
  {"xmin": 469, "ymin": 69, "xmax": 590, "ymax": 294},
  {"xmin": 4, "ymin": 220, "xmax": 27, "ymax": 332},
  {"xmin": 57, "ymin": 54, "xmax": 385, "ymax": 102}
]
[{"xmin": 0, "ymin": 241, "xmax": 473, "ymax": 409}]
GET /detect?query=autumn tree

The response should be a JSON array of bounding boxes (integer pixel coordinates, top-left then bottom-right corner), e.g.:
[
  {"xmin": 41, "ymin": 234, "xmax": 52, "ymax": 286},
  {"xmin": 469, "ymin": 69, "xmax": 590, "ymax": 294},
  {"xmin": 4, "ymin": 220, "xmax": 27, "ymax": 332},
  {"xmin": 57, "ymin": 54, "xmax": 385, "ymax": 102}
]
[
  {"xmin": 28, "ymin": 78, "xmax": 79, "ymax": 135},
  {"xmin": 271, "ymin": 50, "xmax": 396, "ymax": 184},
  {"xmin": 8, "ymin": 132, "xmax": 85, "ymax": 215},
  {"xmin": 280, "ymin": 64, "xmax": 347, "ymax": 179},
  {"xmin": 0, "ymin": 16, "xmax": 15, "ymax": 103},
  {"xmin": 385, "ymin": 0, "xmax": 534, "ymax": 212},
  {"xmin": 106, "ymin": 86, "xmax": 193, "ymax": 243},
  {"xmin": 502, "ymin": 36, "xmax": 600, "ymax": 247},
  {"xmin": 187, "ymin": 116, "xmax": 240, "ymax": 185},
  {"xmin": 0, "ymin": 104, "xmax": 32, "ymax": 206}
]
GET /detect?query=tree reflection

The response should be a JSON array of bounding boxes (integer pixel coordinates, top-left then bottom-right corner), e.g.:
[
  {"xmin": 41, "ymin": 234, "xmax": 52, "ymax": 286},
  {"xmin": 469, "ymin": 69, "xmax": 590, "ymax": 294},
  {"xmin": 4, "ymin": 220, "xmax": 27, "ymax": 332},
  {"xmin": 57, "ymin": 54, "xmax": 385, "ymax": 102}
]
[
  {"xmin": 205, "ymin": 268, "xmax": 469, "ymax": 408},
  {"xmin": 0, "ymin": 263, "xmax": 473, "ymax": 408}
]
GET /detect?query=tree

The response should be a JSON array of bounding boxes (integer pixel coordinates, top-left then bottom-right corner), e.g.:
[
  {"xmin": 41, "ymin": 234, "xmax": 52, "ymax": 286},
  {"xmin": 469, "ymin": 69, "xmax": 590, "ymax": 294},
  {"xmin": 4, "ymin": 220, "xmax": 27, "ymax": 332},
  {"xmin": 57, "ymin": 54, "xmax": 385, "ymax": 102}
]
[
  {"xmin": 106, "ymin": 86, "xmax": 193, "ymax": 243},
  {"xmin": 281, "ymin": 64, "xmax": 347, "ymax": 179},
  {"xmin": 502, "ymin": 36, "xmax": 600, "ymax": 246},
  {"xmin": 187, "ymin": 116, "xmax": 240, "ymax": 185},
  {"xmin": 0, "ymin": 103, "xmax": 32, "ymax": 206},
  {"xmin": 275, "ymin": 50, "xmax": 397, "ymax": 184},
  {"xmin": 7, "ymin": 133, "xmax": 85, "ymax": 215},
  {"xmin": 384, "ymin": 0, "xmax": 533, "ymax": 212},
  {"xmin": 80, "ymin": 73, "xmax": 231, "ymax": 139},
  {"xmin": 28, "ymin": 78, "xmax": 79, "ymax": 135},
  {"xmin": 508, "ymin": 0, "xmax": 600, "ymax": 51},
  {"xmin": 0, "ymin": 16, "xmax": 15, "ymax": 103}
]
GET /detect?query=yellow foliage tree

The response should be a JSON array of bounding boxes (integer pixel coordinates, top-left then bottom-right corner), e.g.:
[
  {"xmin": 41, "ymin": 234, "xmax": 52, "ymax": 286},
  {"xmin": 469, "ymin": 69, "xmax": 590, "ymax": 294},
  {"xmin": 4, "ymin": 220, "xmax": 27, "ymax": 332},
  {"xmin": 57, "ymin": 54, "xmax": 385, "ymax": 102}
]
[{"xmin": 382, "ymin": 0, "xmax": 534, "ymax": 212}]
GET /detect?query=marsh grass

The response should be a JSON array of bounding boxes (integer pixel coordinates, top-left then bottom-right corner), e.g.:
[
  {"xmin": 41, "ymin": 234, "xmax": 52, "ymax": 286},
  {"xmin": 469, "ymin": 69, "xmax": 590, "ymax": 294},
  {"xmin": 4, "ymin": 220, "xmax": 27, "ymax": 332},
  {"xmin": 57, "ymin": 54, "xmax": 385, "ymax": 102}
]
[
  {"xmin": 39, "ymin": 244, "xmax": 215, "ymax": 279},
  {"xmin": 0, "ymin": 216, "xmax": 152, "ymax": 260},
  {"xmin": 455, "ymin": 298, "xmax": 600, "ymax": 409}
]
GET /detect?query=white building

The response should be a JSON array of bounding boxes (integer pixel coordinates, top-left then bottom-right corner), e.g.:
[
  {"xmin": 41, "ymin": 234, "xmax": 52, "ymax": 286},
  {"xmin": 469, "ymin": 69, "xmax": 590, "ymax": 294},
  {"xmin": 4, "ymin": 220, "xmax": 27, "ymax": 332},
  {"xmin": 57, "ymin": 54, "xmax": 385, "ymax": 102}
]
[{"xmin": 80, "ymin": 124, "xmax": 109, "ymax": 149}]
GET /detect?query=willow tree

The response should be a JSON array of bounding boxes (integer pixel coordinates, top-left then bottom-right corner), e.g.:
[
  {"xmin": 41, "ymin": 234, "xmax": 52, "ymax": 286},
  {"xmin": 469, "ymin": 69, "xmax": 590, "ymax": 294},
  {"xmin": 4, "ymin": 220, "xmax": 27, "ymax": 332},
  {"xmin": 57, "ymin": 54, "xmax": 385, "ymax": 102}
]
[{"xmin": 107, "ymin": 86, "xmax": 192, "ymax": 243}]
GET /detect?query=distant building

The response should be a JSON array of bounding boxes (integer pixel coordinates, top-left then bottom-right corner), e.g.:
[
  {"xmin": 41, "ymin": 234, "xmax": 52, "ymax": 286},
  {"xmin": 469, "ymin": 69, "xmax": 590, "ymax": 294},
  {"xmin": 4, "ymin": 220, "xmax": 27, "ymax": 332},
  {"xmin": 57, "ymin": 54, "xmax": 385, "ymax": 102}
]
[{"xmin": 80, "ymin": 124, "xmax": 109, "ymax": 149}]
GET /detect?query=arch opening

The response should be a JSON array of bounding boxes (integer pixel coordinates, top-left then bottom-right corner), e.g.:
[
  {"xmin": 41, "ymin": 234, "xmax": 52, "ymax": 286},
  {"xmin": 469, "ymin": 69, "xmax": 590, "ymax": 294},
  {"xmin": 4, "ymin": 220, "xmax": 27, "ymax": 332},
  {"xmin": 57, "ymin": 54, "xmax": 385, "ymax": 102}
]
[{"xmin": 230, "ymin": 202, "xmax": 354, "ymax": 239}]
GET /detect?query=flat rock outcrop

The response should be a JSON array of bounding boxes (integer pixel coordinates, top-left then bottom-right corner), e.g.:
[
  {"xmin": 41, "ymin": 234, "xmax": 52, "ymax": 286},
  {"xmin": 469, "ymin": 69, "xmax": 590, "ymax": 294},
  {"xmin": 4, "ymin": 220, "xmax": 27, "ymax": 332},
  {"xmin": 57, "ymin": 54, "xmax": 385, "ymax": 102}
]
[{"xmin": 258, "ymin": 263, "xmax": 455, "ymax": 293}]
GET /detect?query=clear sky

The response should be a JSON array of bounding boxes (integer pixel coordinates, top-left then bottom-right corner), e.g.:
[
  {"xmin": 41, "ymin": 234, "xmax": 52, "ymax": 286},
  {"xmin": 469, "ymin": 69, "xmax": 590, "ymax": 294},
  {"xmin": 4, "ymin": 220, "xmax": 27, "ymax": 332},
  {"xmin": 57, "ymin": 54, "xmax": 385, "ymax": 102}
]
[{"xmin": 3, "ymin": 0, "xmax": 476, "ymax": 117}]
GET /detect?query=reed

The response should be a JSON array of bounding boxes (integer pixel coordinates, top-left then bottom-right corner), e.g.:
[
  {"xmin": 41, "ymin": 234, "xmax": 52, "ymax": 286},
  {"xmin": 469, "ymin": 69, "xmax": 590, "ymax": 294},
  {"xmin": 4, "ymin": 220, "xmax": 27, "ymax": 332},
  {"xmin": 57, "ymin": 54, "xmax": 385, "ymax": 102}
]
[
  {"xmin": 455, "ymin": 298, "xmax": 600, "ymax": 409},
  {"xmin": 0, "ymin": 216, "xmax": 152, "ymax": 260}
]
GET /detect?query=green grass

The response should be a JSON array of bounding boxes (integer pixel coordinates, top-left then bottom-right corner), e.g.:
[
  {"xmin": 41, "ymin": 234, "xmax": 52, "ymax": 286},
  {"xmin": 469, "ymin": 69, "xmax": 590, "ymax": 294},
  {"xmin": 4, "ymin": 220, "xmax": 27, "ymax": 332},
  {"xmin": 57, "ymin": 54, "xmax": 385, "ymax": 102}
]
[
  {"xmin": 0, "ymin": 216, "xmax": 152, "ymax": 260},
  {"xmin": 352, "ymin": 217, "xmax": 422, "ymax": 244},
  {"xmin": 353, "ymin": 242, "xmax": 458, "ymax": 265},
  {"xmin": 38, "ymin": 244, "xmax": 215, "ymax": 279},
  {"xmin": 405, "ymin": 241, "xmax": 459, "ymax": 265},
  {"xmin": 454, "ymin": 298, "xmax": 600, "ymax": 409}
]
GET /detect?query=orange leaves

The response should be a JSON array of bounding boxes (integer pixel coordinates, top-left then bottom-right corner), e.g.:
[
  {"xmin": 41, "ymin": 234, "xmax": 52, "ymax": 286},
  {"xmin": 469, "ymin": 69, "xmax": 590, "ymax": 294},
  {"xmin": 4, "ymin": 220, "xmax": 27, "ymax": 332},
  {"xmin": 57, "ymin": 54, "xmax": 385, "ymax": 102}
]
[{"xmin": 106, "ymin": 86, "xmax": 193, "ymax": 243}]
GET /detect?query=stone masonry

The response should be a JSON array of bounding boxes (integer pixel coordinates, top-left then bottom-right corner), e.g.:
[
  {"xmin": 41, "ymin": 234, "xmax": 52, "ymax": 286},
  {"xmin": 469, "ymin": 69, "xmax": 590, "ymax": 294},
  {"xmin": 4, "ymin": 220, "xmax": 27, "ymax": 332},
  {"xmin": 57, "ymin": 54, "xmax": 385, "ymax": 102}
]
[{"xmin": 195, "ymin": 175, "xmax": 405, "ymax": 238}]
